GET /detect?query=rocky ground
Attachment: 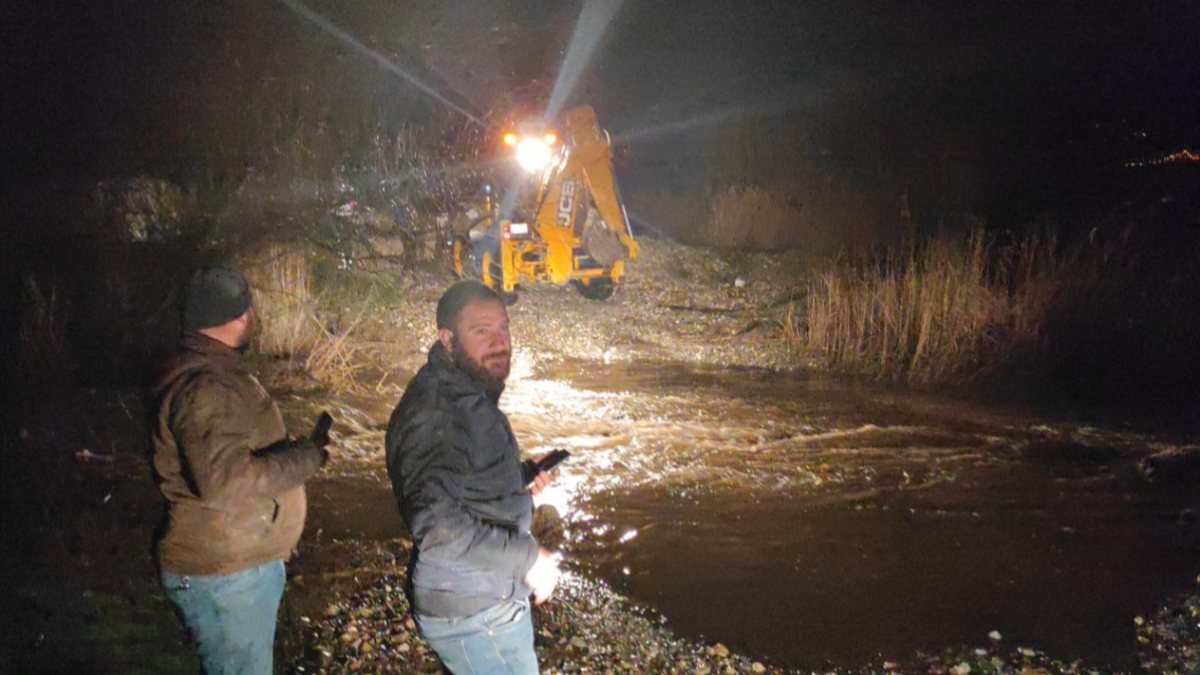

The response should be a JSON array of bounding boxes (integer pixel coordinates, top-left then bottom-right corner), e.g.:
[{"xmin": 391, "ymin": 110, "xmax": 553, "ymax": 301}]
[{"xmin": 6, "ymin": 238, "xmax": 1200, "ymax": 673}]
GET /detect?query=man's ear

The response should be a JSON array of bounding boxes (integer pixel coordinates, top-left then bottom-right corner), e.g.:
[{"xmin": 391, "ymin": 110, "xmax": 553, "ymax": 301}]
[{"xmin": 438, "ymin": 328, "xmax": 455, "ymax": 353}]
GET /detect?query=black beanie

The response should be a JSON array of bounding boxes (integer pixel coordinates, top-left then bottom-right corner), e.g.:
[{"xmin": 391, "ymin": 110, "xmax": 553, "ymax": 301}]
[{"xmin": 182, "ymin": 266, "xmax": 252, "ymax": 332}]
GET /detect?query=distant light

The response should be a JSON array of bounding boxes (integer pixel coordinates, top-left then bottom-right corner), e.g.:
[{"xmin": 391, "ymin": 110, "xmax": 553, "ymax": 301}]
[
  {"xmin": 1125, "ymin": 148, "xmax": 1199, "ymax": 168},
  {"xmin": 618, "ymin": 528, "xmax": 638, "ymax": 544},
  {"xmin": 545, "ymin": 132, "xmax": 559, "ymax": 146},
  {"xmin": 503, "ymin": 132, "xmax": 519, "ymax": 147}
]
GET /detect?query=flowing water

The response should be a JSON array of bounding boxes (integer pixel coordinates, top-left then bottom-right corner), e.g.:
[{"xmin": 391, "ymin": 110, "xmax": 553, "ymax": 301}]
[
  {"xmin": 304, "ymin": 357, "xmax": 1200, "ymax": 671},
  {"xmin": 495, "ymin": 358, "xmax": 1200, "ymax": 671}
]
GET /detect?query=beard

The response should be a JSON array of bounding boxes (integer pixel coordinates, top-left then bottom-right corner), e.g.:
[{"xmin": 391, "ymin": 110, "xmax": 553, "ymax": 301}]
[{"xmin": 450, "ymin": 339, "xmax": 510, "ymax": 401}]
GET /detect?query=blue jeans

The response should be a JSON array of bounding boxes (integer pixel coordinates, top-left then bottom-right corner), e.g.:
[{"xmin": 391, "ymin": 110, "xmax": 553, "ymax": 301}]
[
  {"xmin": 416, "ymin": 598, "xmax": 539, "ymax": 674},
  {"xmin": 162, "ymin": 560, "xmax": 286, "ymax": 675}
]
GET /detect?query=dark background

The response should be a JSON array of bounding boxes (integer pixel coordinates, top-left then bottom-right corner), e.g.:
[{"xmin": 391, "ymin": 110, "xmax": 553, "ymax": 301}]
[{"xmin": 5, "ymin": 0, "xmax": 1197, "ymax": 227}]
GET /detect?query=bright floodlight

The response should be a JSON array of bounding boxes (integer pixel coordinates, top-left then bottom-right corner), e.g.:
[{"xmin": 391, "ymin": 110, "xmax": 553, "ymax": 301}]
[{"xmin": 515, "ymin": 137, "xmax": 552, "ymax": 172}]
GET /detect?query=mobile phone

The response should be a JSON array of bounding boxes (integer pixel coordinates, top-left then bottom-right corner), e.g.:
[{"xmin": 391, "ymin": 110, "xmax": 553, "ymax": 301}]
[
  {"xmin": 534, "ymin": 449, "xmax": 571, "ymax": 474},
  {"xmin": 313, "ymin": 411, "xmax": 334, "ymax": 438}
]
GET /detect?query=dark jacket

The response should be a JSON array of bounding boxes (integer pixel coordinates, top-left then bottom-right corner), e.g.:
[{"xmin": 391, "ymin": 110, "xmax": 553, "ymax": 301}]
[
  {"xmin": 152, "ymin": 333, "xmax": 324, "ymax": 575},
  {"xmin": 385, "ymin": 342, "xmax": 539, "ymax": 619}
]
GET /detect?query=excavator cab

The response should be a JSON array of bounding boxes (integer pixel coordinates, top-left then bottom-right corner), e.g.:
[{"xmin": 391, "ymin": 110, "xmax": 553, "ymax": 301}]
[{"xmin": 450, "ymin": 106, "xmax": 638, "ymax": 301}]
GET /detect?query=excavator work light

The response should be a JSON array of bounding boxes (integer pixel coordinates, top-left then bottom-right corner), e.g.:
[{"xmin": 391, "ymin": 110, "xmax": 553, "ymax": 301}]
[{"xmin": 515, "ymin": 137, "xmax": 553, "ymax": 172}]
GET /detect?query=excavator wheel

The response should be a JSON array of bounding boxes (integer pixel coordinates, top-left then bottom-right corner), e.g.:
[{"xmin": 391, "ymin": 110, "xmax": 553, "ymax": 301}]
[
  {"xmin": 571, "ymin": 278, "xmax": 615, "ymax": 301},
  {"xmin": 451, "ymin": 236, "xmax": 499, "ymax": 280}
]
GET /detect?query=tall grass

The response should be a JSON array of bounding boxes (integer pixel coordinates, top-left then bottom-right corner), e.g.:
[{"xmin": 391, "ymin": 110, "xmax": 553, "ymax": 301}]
[
  {"xmin": 790, "ymin": 227, "xmax": 1059, "ymax": 383},
  {"xmin": 697, "ymin": 182, "xmax": 901, "ymax": 254},
  {"xmin": 238, "ymin": 245, "xmax": 320, "ymax": 359},
  {"xmin": 705, "ymin": 186, "xmax": 802, "ymax": 250},
  {"xmin": 236, "ymin": 244, "xmax": 397, "ymax": 394},
  {"xmin": 18, "ymin": 277, "xmax": 72, "ymax": 380}
]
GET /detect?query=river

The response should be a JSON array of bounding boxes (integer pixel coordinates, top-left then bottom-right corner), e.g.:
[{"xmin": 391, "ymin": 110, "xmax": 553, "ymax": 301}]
[{"xmin": 305, "ymin": 356, "xmax": 1200, "ymax": 671}]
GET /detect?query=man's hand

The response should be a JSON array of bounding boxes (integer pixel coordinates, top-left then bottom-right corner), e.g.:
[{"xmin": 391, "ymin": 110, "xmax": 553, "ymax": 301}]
[
  {"xmin": 528, "ymin": 451, "xmax": 562, "ymax": 496},
  {"xmin": 524, "ymin": 547, "xmax": 561, "ymax": 605}
]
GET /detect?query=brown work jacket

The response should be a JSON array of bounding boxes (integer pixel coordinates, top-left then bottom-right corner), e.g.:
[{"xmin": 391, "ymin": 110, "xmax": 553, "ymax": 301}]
[{"xmin": 152, "ymin": 333, "xmax": 323, "ymax": 576}]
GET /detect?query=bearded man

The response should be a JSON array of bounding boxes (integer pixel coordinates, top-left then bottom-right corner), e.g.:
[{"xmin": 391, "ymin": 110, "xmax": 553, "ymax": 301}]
[{"xmin": 385, "ymin": 280, "xmax": 560, "ymax": 674}]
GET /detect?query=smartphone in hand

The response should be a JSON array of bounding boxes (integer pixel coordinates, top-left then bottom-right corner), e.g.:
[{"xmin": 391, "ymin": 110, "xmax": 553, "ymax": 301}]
[
  {"xmin": 312, "ymin": 411, "xmax": 334, "ymax": 446},
  {"xmin": 534, "ymin": 449, "xmax": 570, "ymax": 474}
]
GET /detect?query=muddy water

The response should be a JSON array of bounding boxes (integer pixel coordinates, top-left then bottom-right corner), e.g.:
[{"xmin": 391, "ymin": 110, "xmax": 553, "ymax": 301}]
[{"xmin": 497, "ymin": 358, "xmax": 1200, "ymax": 670}]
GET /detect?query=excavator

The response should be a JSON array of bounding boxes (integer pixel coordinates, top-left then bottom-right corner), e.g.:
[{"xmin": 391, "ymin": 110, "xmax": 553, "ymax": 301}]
[{"xmin": 450, "ymin": 105, "xmax": 638, "ymax": 301}]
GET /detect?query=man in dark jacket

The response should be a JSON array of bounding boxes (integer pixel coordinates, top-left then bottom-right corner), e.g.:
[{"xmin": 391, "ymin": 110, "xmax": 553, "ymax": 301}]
[
  {"xmin": 152, "ymin": 266, "xmax": 331, "ymax": 675},
  {"xmin": 386, "ymin": 280, "xmax": 560, "ymax": 675}
]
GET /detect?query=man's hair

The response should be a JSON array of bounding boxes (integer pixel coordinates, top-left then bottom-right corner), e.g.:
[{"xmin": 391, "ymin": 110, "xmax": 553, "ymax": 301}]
[{"xmin": 436, "ymin": 280, "xmax": 502, "ymax": 332}]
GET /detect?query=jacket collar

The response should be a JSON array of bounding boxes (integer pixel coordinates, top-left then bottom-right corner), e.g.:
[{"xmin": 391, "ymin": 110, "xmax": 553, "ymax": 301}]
[
  {"xmin": 179, "ymin": 332, "xmax": 246, "ymax": 372},
  {"xmin": 153, "ymin": 332, "xmax": 247, "ymax": 398}
]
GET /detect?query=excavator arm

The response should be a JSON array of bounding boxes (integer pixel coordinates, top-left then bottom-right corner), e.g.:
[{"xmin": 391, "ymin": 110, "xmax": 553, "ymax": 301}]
[{"xmin": 455, "ymin": 105, "xmax": 637, "ymax": 299}]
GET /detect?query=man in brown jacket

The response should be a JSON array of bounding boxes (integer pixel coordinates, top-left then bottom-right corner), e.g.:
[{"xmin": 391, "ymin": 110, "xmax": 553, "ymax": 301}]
[{"xmin": 152, "ymin": 266, "xmax": 329, "ymax": 674}]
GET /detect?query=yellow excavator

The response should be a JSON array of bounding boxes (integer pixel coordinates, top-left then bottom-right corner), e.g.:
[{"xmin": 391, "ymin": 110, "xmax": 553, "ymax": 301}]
[{"xmin": 450, "ymin": 105, "xmax": 638, "ymax": 300}]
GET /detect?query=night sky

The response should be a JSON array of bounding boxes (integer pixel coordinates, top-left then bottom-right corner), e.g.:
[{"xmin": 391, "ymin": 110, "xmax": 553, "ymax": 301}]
[{"xmin": 4, "ymin": 0, "xmax": 1198, "ymax": 225}]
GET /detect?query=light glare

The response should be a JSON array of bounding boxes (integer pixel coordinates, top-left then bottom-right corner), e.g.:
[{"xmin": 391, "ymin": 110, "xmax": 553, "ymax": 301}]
[{"xmin": 516, "ymin": 137, "xmax": 553, "ymax": 172}]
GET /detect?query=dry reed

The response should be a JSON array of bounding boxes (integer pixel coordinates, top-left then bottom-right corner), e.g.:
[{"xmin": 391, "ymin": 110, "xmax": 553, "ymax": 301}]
[
  {"xmin": 705, "ymin": 186, "xmax": 802, "ymax": 250},
  {"xmin": 792, "ymin": 227, "xmax": 1060, "ymax": 383},
  {"xmin": 18, "ymin": 277, "xmax": 71, "ymax": 378},
  {"xmin": 237, "ymin": 244, "xmax": 320, "ymax": 359},
  {"xmin": 303, "ymin": 304, "xmax": 375, "ymax": 395}
]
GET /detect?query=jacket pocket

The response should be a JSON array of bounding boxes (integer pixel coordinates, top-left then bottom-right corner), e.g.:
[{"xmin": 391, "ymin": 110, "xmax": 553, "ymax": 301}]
[{"xmin": 482, "ymin": 598, "xmax": 529, "ymax": 633}]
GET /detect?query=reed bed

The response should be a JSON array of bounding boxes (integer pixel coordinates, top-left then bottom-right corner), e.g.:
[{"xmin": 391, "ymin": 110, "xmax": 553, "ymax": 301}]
[
  {"xmin": 791, "ymin": 227, "xmax": 1060, "ymax": 383},
  {"xmin": 302, "ymin": 300, "xmax": 381, "ymax": 396},
  {"xmin": 237, "ymin": 245, "xmax": 398, "ymax": 394},
  {"xmin": 238, "ymin": 244, "xmax": 321, "ymax": 359},
  {"xmin": 705, "ymin": 185, "xmax": 802, "ymax": 250}
]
